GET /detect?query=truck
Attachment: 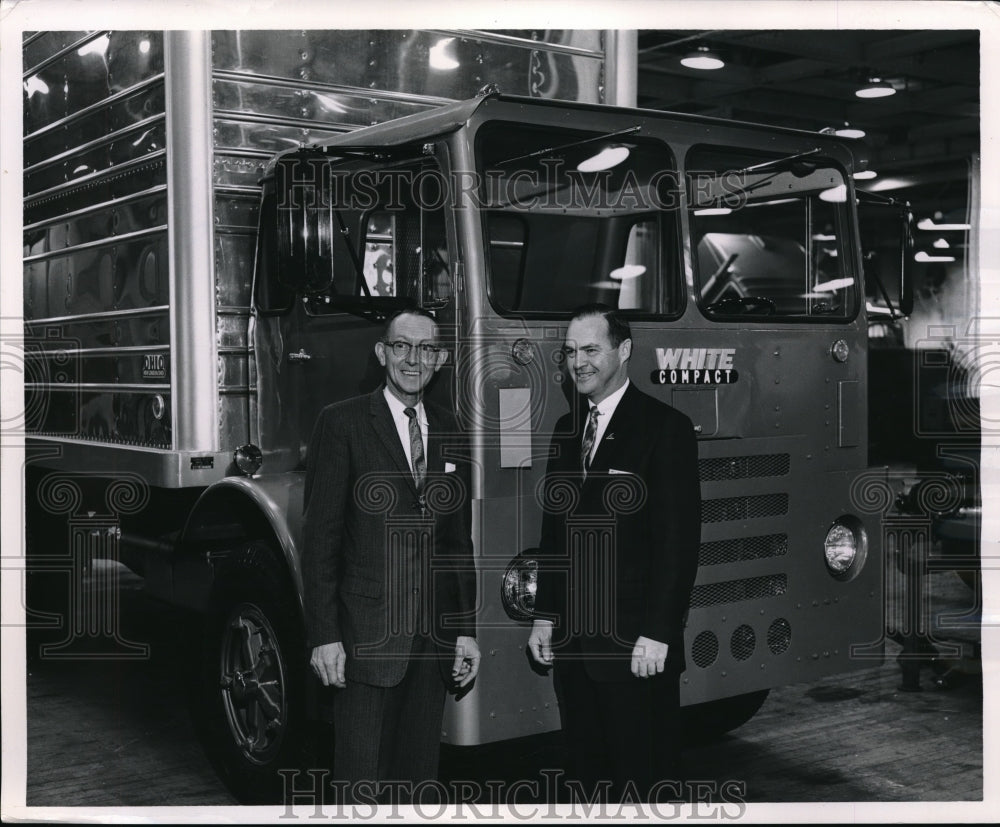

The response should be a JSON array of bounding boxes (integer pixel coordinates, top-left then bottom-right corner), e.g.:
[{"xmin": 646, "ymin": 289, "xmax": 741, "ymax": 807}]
[{"xmin": 22, "ymin": 28, "xmax": 911, "ymax": 802}]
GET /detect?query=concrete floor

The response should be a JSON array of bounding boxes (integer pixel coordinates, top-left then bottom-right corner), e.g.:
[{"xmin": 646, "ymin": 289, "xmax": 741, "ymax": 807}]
[{"xmin": 15, "ymin": 559, "xmax": 984, "ymax": 814}]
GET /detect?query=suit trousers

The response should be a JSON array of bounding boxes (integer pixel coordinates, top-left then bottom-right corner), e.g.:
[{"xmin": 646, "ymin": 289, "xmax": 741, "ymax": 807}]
[
  {"xmin": 333, "ymin": 634, "xmax": 446, "ymax": 804},
  {"xmin": 554, "ymin": 637, "xmax": 682, "ymax": 802}
]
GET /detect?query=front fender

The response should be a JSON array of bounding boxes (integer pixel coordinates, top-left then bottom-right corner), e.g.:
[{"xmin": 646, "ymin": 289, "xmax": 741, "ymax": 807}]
[{"xmin": 180, "ymin": 472, "xmax": 306, "ymax": 611}]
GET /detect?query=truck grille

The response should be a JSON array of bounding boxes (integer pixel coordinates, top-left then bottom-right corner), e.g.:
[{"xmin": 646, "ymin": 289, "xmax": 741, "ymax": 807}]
[{"xmin": 691, "ymin": 453, "xmax": 795, "ymax": 668}]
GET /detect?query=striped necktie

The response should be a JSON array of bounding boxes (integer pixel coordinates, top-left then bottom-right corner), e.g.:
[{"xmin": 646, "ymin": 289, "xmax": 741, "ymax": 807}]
[
  {"xmin": 581, "ymin": 406, "xmax": 600, "ymax": 475},
  {"xmin": 404, "ymin": 407, "xmax": 426, "ymax": 492}
]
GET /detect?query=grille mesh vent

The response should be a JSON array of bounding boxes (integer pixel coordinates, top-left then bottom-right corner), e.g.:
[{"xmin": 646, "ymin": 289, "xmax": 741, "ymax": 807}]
[
  {"xmin": 690, "ymin": 574, "xmax": 788, "ymax": 608},
  {"xmin": 699, "ymin": 454, "xmax": 791, "ymax": 482},
  {"xmin": 691, "ymin": 630, "xmax": 719, "ymax": 668},
  {"xmin": 701, "ymin": 493, "xmax": 789, "ymax": 523},
  {"xmin": 768, "ymin": 618, "xmax": 792, "ymax": 654},
  {"xmin": 699, "ymin": 533, "xmax": 788, "ymax": 567}
]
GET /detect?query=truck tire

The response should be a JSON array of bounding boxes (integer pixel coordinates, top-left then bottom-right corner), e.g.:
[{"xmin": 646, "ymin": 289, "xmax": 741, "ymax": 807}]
[
  {"xmin": 682, "ymin": 689, "xmax": 770, "ymax": 743},
  {"xmin": 194, "ymin": 541, "xmax": 307, "ymax": 804}
]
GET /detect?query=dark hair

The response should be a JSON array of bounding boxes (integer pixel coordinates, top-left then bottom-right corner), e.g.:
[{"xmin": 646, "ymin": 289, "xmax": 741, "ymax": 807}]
[
  {"xmin": 382, "ymin": 307, "xmax": 439, "ymax": 340},
  {"xmin": 569, "ymin": 303, "xmax": 632, "ymax": 347}
]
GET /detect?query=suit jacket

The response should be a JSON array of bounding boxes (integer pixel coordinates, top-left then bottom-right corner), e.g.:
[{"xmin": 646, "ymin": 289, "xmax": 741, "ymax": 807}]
[
  {"xmin": 534, "ymin": 382, "xmax": 701, "ymax": 682},
  {"xmin": 302, "ymin": 388, "xmax": 476, "ymax": 688}
]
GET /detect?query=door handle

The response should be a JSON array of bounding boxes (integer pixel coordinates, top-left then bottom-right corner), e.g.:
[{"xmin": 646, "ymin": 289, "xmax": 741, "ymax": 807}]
[{"xmin": 288, "ymin": 348, "xmax": 312, "ymax": 363}]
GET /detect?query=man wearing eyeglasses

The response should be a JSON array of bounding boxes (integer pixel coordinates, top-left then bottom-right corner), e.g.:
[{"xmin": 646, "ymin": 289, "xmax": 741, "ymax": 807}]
[
  {"xmin": 527, "ymin": 303, "xmax": 701, "ymax": 802},
  {"xmin": 303, "ymin": 308, "xmax": 479, "ymax": 803}
]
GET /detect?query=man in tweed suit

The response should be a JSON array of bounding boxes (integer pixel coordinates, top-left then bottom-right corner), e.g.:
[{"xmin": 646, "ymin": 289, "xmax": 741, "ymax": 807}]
[
  {"xmin": 303, "ymin": 308, "xmax": 479, "ymax": 802},
  {"xmin": 528, "ymin": 304, "xmax": 701, "ymax": 801}
]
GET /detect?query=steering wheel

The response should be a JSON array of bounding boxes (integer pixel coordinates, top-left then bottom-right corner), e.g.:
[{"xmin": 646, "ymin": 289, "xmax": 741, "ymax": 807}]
[{"xmin": 706, "ymin": 295, "xmax": 777, "ymax": 316}]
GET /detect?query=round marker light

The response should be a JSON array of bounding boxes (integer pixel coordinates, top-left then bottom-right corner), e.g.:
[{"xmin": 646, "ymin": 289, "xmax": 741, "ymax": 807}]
[
  {"xmin": 511, "ymin": 338, "xmax": 536, "ymax": 366},
  {"xmin": 234, "ymin": 443, "xmax": 263, "ymax": 477},
  {"xmin": 823, "ymin": 516, "xmax": 867, "ymax": 579},
  {"xmin": 151, "ymin": 394, "xmax": 166, "ymax": 420},
  {"xmin": 501, "ymin": 553, "xmax": 538, "ymax": 621},
  {"xmin": 831, "ymin": 339, "xmax": 850, "ymax": 363}
]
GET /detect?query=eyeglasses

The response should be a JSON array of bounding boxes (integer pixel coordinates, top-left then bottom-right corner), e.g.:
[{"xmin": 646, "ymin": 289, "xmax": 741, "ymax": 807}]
[{"xmin": 384, "ymin": 340, "xmax": 441, "ymax": 360}]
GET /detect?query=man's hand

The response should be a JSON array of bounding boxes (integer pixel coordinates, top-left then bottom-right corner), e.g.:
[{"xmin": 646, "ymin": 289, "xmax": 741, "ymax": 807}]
[
  {"xmin": 311, "ymin": 641, "xmax": 347, "ymax": 688},
  {"xmin": 631, "ymin": 635, "xmax": 668, "ymax": 678},
  {"xmin": 528, "ymin": 619, "xmax": 554, "ymax": 666},
  {"xmin": 452, "ymin": 635, "xmax": 481, "ymax": 687}
]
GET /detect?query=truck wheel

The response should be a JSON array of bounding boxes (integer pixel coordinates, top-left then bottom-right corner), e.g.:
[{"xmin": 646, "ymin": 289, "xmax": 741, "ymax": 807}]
[
  {"xmin": 195, "ymin": 542, "xmax": 306, "ymax": 804},
  {"xmin": 682, "ymin": 689, "xmax": 770, "ymax": 743}
]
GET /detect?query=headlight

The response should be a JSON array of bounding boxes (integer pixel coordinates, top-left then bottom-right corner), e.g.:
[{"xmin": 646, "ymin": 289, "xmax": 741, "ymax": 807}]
[
  {"xmin": 823, "ymin": 516, "xmax": 867, "ymax": 579},
  {"xmin": 501, "ymin": 552, "xmax": 538, "ymax": 621}
]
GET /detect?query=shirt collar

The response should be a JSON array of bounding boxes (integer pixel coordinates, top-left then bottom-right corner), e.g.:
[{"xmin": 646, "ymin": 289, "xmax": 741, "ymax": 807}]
[
  {"xmin": 589, "ymin": 378, "xmax": 629, "ymax": 418},
  {"xmin": 383, "ymin": 387, "xmax": 425, "ymax": 422}
]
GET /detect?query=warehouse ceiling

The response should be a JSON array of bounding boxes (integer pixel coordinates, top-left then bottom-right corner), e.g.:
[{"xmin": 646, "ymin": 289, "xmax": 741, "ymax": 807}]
[{"xmin": 636, "ymin": 29, "xmax": 980, "ymax": 219}]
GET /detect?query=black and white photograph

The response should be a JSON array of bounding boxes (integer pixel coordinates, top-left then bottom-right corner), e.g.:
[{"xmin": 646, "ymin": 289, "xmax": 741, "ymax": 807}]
[{"xmin": 1, "ymin": 1, "xmax": 995, "ymax": 823}]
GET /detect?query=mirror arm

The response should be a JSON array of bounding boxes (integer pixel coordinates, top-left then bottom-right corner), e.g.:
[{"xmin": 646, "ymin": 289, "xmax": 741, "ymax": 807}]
[
  {"xmin": 867, "ymin": 263, "xmax": 900, "ymax": 320},
  {"xmin": 332, "ymin": 207, "xmax": 385, "ymax": 322}
]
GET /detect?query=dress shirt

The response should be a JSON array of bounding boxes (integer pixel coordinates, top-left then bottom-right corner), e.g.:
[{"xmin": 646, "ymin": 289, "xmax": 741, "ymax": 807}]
[
  {"xmin": 383, "ymin": 388, "xmax": 427, "ymax": 475},
  {"xmin": 583, "ymin": 379, "xmax": 630, "ymax": 465}
]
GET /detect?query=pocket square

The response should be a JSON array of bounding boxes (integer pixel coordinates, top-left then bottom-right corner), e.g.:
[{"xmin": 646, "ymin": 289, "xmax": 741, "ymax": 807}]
[
  {"xmin": 608, "ymin": 467, "xmax": 634, "ymax": 475},
  {"xmin": 445, "ymin": 462, "xmax": 457, "ymax": 473}
]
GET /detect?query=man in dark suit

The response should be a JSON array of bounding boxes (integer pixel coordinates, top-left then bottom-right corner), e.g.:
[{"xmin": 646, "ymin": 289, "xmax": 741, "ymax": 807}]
[
  {"xmin": 528, "ymin": 303, "xmax": 701, "ymax": 801},
  {"xmin": 303, "ymin": 308, "xmax": 479, "ymax": 802}
]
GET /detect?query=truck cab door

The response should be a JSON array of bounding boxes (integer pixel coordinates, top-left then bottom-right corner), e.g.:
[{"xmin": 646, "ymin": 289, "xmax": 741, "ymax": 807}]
[{"xmin": 251, "ymin": 154, "xmax": 457, "ymax": 470}]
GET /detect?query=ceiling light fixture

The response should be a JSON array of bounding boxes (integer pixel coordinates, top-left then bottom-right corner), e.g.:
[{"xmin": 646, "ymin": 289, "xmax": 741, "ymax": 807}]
[
  {"xmin": 914, "ymin": 251, "xmax": 955, "ymax": 263},
  {"xmin": 680, "ymin": 46, "xmax": 724, "ymax": 71},
  {"xmin": 916, "ymin": 217, "xmax": 970, "ymax": 231},
  {"xmin": 610, "ymin": 264, "xmax": 646, "ymax": 280},
  {"xmin": 819, "ymin": 184, "xmax": 848, "ymax": 203},
  {"xmin": 853, "ymin": 170, "xmax": 877, "ymax": 180},
  {"xmin": 834, "ymin": 123, "xmax": 866, "ymax": 139},
  {"xmin": 813, "ymin": 277, "xmax": 855, "ymax": 292},
  {"xmin": 855, "ymin": 77, "xmax": 895, "ymax": 99},
  {"xmin": 577, "ymin": 145, "xmax": 630, "ymax": 173}
]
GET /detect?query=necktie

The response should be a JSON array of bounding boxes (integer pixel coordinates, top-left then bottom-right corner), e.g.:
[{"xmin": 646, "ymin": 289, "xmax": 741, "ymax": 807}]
[
  {"xmin": 404, "ymin": 407, "xmax": 426, "ymax": 491},
  {"xmin": 581, "ymin": 406, "xmax": 600, "ymax": 474}
]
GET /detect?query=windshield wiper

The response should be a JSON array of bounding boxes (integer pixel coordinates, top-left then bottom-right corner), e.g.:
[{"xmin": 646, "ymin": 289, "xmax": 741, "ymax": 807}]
[
  {"xmin": 494, "ymin": 125, "xmax": 642, "ymax": 167},
  {"xmin": 735, "ymin": 148, "xmax": 823, "ymax": 176}
]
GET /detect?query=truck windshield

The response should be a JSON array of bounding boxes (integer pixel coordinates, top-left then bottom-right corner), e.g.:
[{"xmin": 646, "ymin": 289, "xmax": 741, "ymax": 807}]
[
  {"xmin": 476, "ymin": 121, "xmax": 683, "ymax": 317},
  {"xmin": 688, "ymin": 145, "xmax": 858, "ymax": 320}
]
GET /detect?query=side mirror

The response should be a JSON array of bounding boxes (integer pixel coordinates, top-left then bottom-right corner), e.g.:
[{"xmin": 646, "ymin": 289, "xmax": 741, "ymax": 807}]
[
  {"xmin": 857, "ymin": 193, "xmax": 914, "ymax": 318},
  {"xmin": 274, "ymin": 154, "xmax": 334, "ymax": 294}
]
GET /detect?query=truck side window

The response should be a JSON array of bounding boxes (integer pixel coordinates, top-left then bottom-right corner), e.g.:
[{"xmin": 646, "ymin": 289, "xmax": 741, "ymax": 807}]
[
  {"xmin": 300, "ymin": 160, "xmax": 452, "ymax": 317},
  {"xmin": 362, "ymin": 212, "xmax": 396, "ymax": 297},
  {"xmin": 253, "ymin": 190, "xmax": 295, "ymax": 314}
]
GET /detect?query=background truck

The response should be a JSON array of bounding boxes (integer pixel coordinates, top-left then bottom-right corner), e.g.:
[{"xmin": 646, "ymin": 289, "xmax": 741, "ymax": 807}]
[{"xmin": 22, "ymin": 28, "xmax": 910, "ymax": 802}]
